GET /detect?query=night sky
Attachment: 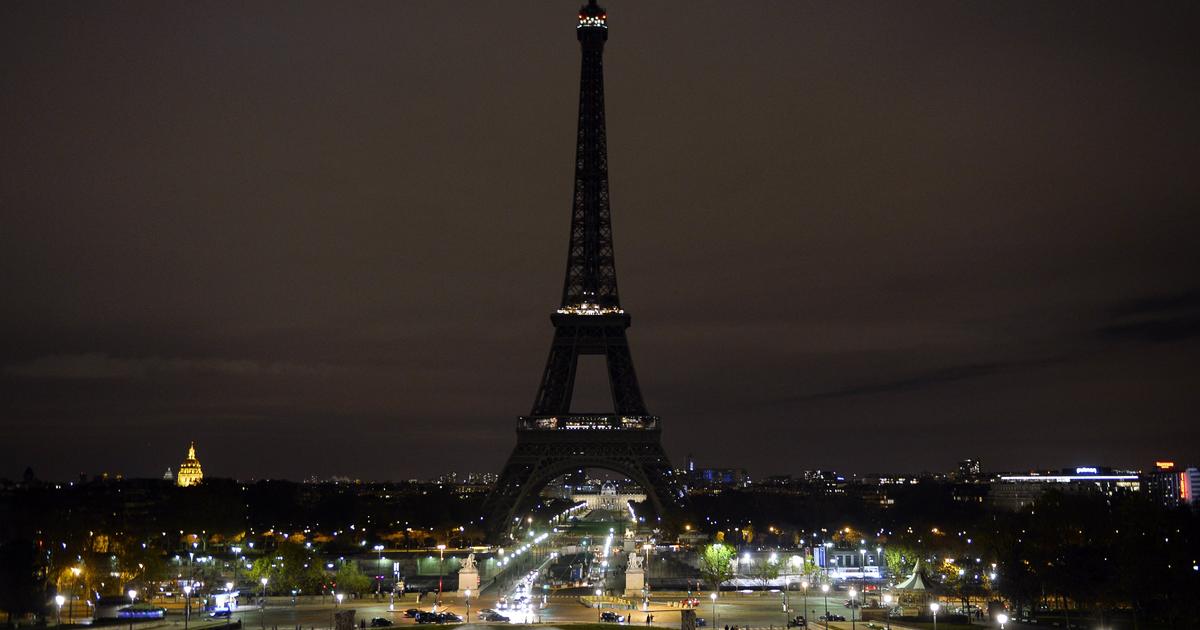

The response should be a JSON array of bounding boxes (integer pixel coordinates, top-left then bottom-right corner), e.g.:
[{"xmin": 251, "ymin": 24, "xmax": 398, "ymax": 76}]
[{"xmin": 3, "ymin": 2, "xmax": 1198, "ymax": 482}]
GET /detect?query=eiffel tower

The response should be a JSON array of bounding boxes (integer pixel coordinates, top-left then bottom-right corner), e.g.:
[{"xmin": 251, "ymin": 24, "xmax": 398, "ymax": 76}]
[{"xmin": 482, "ymin": 0, "xmax": 682, "ymax": 538}]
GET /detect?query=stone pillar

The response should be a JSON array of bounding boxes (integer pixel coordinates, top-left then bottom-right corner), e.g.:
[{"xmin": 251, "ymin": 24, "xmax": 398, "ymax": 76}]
[
  {"xmin": 457, "ymin": 552, "xmax": 480, "ymax": 598},
  {"xmin": 334, "ymin": 609, "xmax": 355, "ymax": 630},
  {"xmin": 457, "ymin": 567, "xmax": 479, "ymax": 598},
  {"xmin": 624, "ymin": 554, "xmax": 645, "ymax": 597}
]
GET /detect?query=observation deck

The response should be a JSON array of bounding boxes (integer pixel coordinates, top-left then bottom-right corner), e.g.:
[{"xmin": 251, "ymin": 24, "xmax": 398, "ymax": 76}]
[{"xmin": 518, "ymin": 414, "xmax": 659, "ymax": 431}]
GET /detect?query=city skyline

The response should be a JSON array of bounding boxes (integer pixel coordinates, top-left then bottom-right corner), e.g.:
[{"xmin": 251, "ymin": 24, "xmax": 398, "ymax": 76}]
[{"xmin": 3, "ymin": 1, "xmax": 1198, "ymax": 481}]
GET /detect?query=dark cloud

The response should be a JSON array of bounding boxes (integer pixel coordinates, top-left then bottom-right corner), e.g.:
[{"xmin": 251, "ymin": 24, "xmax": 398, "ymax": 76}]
[
  {"xmin": 1108, "ymin": 289, "xmax": 1200, "ymax": 317},
  {"xmin": 775, "ymin": 360, "xmax": 1047, "ymax": 403},
  {"xmin": 1098, "ymin": 289, "xmax": 1200, "ymax": 342},
  {"xmin": 1099, "ymin": 316, "xmax": 1200, "ymax": 344},
  {"xmin": 1, "ymin": 1, "xmax": 1198, "ymax": 480},
  {"xmin": 4, "ymin": 353, "xmax": 340, "ymax": 380}
]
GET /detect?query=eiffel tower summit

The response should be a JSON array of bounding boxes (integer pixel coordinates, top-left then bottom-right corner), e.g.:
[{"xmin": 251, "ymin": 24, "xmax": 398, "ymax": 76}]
[{"xmin": 483, "ymin": 0, "xmax": 683, "ymax": 538}]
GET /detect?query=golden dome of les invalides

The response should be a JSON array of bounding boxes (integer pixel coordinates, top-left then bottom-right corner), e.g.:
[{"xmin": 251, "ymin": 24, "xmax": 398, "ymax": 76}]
[{"xmin": 176, "ymin": 441, "xmax": 204, "ymax": 487}]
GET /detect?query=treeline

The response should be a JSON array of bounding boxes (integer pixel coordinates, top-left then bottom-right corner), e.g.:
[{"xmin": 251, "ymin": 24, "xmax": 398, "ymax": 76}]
[
  {"xmin": 0, "ymin": 478, "xmax": 488, "ymax": 621},
  {"xmin": 0, "ymin": 478, "xmax": 486, "ymax": 546},
  {"xmin": 672, "ymin": 487, "xmax": 1200, "ymax": 628}
]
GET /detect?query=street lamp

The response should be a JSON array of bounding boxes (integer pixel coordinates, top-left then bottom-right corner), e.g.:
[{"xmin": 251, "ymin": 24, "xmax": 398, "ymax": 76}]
[
  {"xmin": 436, "ymin": 544, "xmax": 447, "ymax": 607},
  {"xmin": 800, "ymin": 581, "xmax": 809, "ymax": 628},
  {"xmin": 183, "ymin": 584, "xmax": 193, "ymax": 630},
  {"xmin": 465, "ymin": 589, "xmax": 471, "ymax": 622},
  {"xmin": 710, "ymin": 592, "xmax": 718, "ymax": 628},
  {"xmin": 260, "ymin": 577, "xmax": 269, "ymax": 630},
  {"xmin": 997, "ymin": 613, "xmax": 1008, "ymax": 630},
  {"xmin": 68, "ymin": 566, "xmax": 81, "ymax": 623},
  {"xmin": 336, "ymin": 593, "xmax": 344, "ymax": 606},
  {"xmin": 55, "ymin": 595, "xmax": 65, "ymax": 625},
  {"xmin": 232, "ymin": 546, "xmax": 243, "ymax": 590},
  {"xmin": 931, "ymin": 602, "xmax": 941, "ymax": 630},
  {"xmin": 882, "ymin": 594, "xmax": 893, "ymax": 630},
  {"xmin": 596, "ymin": 589, "xmax": 604, "ymax": 621},
  {"xmin": 127, "ymin": 591, "xmax": 138, "ymax": 630},
  {"xmin": 374, "ymin": 545, "xmax": 385, "ymax": 596},
  {"xmin": 859, "ymin": 548, "xmax": 866, "ymax": 583},
  {"xmin": 849, "ymin": 588, "xmax": 857, "ymax": 630},
  {"xmin": 821, "ymin": 584, "xmax": 830, "ymax": 629}
]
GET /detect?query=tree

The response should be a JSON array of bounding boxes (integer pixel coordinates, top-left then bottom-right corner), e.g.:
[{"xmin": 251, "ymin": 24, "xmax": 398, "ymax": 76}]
[
  {"xmin": 698, "ymin": 543, "xmax": 735, "ymax": 595},
  {"xmin": 247, "ymin": 556, "xmax": 279, "ymax": 587},
  {"xmin": 249, "ymin": 542, "xmax": 328, "ymax": 594},
  {"xmin": 334, "ymin": 562, "xmax": 372, "ymax": 595},
  {"xmin": 883, "ymin": 546, "xmax": 916, "ymax": 581},
  {"xmin": 750, "ymin": 555, "xmax": 781, "ymax": 591},
  {"xmin": 0, "ymin": 539, "xmax": 44, "ymax": 622}
]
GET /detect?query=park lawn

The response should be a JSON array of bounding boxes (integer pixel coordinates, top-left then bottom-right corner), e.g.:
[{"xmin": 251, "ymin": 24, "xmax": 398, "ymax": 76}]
[
  {"xmin": 873, "ymin": 623, "xmax": 977, "ymax": 630},
  {"xmin": 407, "ymin": 625, "xmax": 670, "ymax": 630}
]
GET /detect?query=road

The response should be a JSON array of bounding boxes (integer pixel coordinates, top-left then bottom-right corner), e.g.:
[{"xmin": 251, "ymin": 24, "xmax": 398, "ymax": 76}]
[{"xmin": 186, "ymin": 589, "xmax": 864, "ymax": 630}]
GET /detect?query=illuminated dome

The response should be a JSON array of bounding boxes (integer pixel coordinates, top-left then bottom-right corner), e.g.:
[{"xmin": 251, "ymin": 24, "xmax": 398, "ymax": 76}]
[{"xmin": 176, "ymin": 441, "xmax": 204, "ymax": 487}]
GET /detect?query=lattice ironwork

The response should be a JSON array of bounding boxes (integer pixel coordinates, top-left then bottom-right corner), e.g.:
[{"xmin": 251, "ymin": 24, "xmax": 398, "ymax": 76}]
[
  {"xmin": 562, "ymin": 0, "xmax": 618, "ymax": 310},
  {"xmin": 484, "ymin": 432, "xmax": 684, "ymax": 537},
  {"xmin": 483, "ymin": 1, "xmax": 682, "ymax": 540}
]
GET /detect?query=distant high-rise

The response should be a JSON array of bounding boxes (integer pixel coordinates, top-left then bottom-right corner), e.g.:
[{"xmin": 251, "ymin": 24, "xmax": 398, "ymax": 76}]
[
  {"xmin": 1143, "ymin": 461, "xmax": 1183, "ymax": 508},
  {"xmin": 175, "ymin": 442, "xmax": 204, "ymax": 487},
  {"xmin": 956, "ymin": 458, "xmax": 982, "ymax": 480},
  {"xmin": 1185, "ymin": 467, "xmax": 1200, "ymax": 510}
]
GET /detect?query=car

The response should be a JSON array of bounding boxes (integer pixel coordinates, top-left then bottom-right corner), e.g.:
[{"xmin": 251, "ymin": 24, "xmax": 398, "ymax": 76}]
[
  {"xmin": 118, "ymin": 606, "xmax": 167, "ymax": 620},
  {"xmin": 478, "ymin": 609, "xmax": 496, "ymax": 617},
  {"xmin": 414, "ymin": 612, "xmax": 441, "ymax": 624},
  {"xmin": 369, "ymin": 618, "xmax": 393, "ymax": 627},
  {"xmin": 436, "ymin": 612, "xmax": 463, "ymax": 623},
  {"xmin": 208, "ymin": 609, "xmax": 233, "ymax": 619},
  {"xmin": 787, "ymin": 615, "xmax": 807, "ymax": 628},
  {"xmin": 695, "ymin": 618, "xmax": 707, "ymax": 627},
  {"xmin": 481, "ymin": 612, "xmax": 510, "ymax": 622},
  {"xmin": 403, "ymin": 609, "xmax": 423, "ymax": 618},
  {"xmin": 600, "ymin": 611, "xmax": 626, "ymax": 623},
  {"xmin": 818, "ymin": 614, "xmax": 845, "ymax": 622}
]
